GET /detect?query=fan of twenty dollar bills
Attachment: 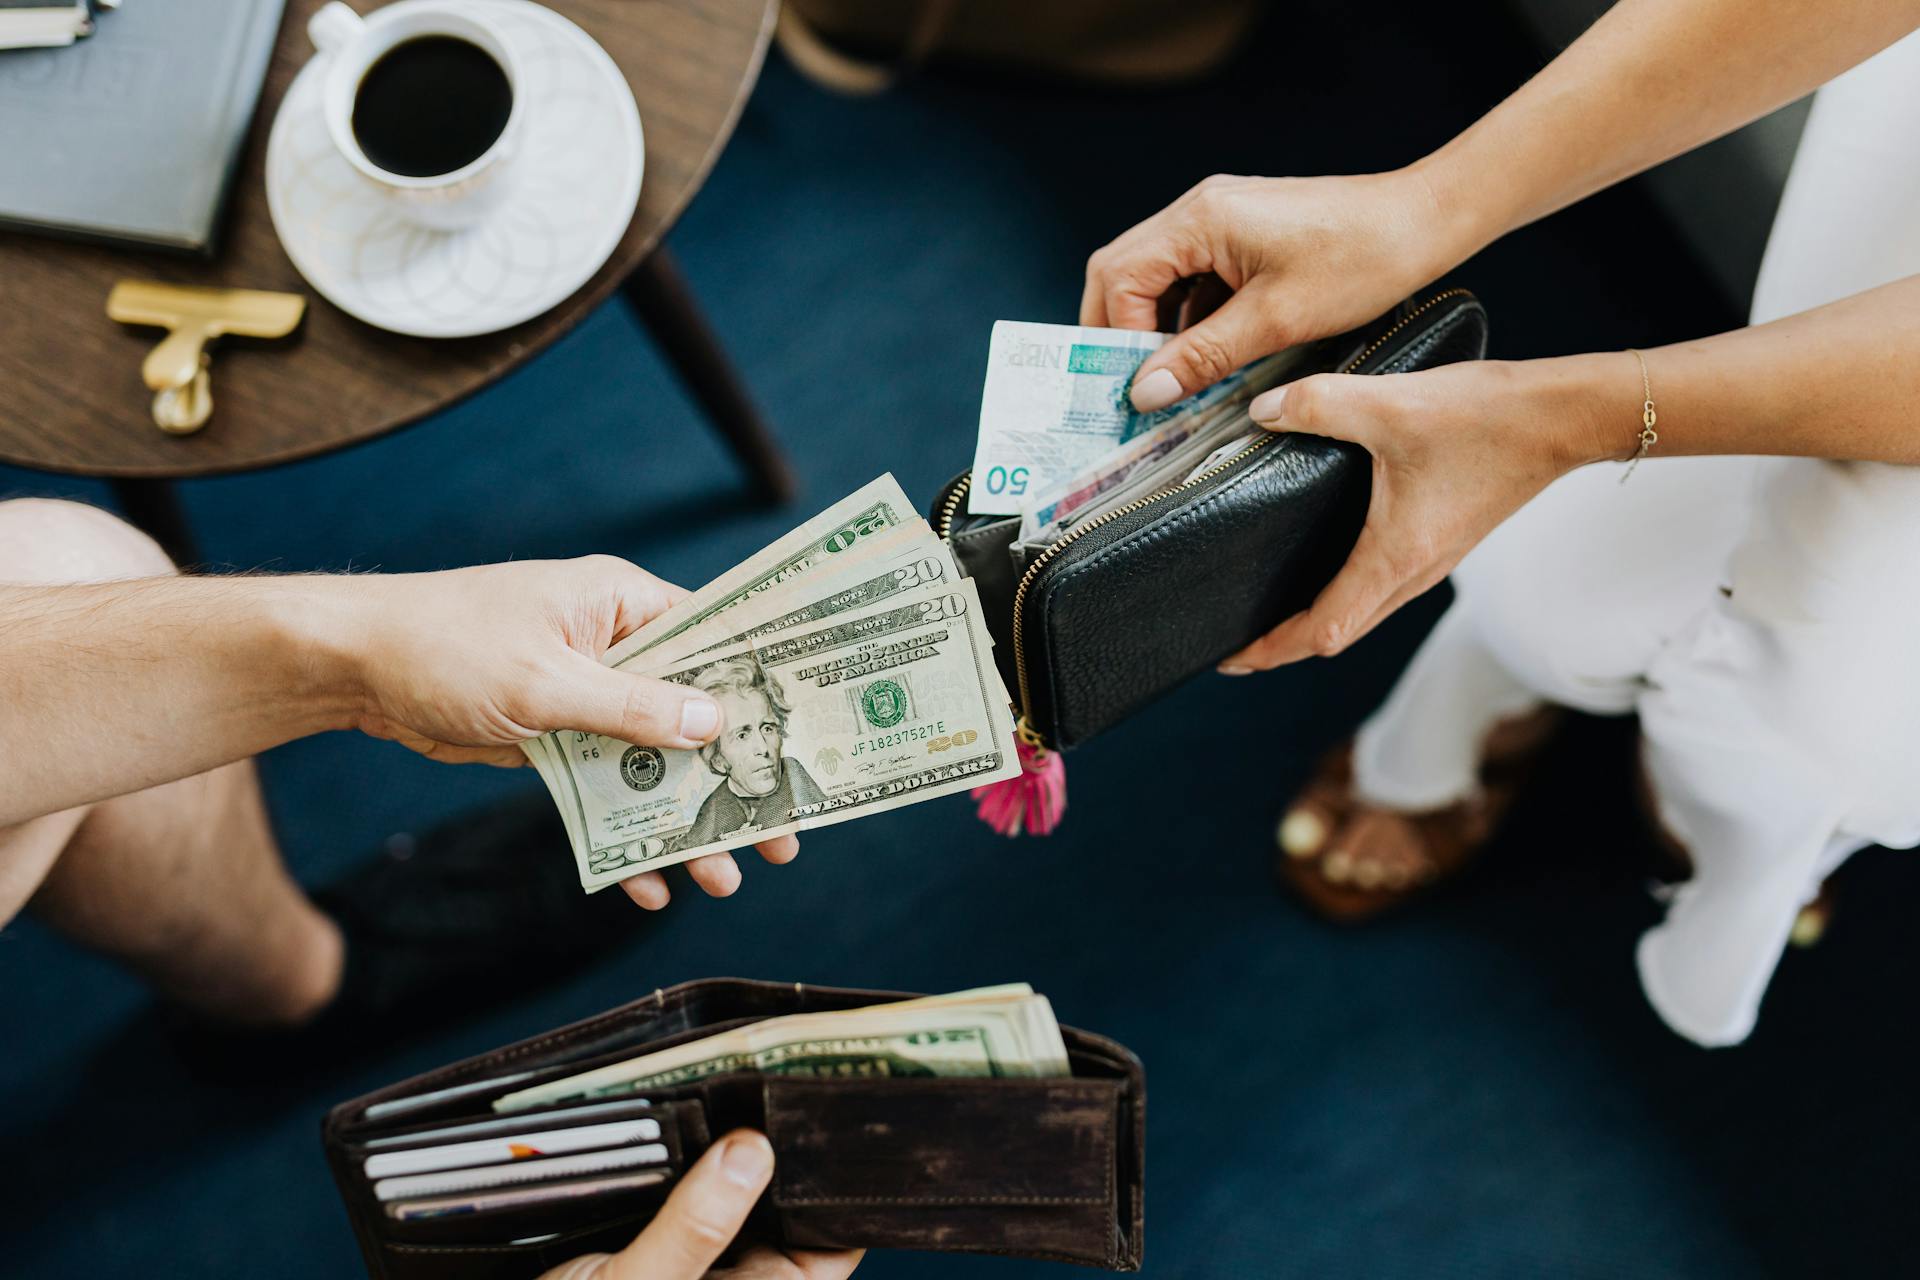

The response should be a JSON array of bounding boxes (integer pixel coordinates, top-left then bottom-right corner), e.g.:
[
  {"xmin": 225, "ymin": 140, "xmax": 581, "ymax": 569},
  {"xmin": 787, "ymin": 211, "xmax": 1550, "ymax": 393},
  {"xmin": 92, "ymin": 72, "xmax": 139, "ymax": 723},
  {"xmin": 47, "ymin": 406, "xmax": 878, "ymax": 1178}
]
[
  {"xmin": 523, "ymin": 474, "xmax": 1022, "ymax": 893},
  {"xmin": 527, "ymin": 321, "xmax": 1309, "ymax": 893}
]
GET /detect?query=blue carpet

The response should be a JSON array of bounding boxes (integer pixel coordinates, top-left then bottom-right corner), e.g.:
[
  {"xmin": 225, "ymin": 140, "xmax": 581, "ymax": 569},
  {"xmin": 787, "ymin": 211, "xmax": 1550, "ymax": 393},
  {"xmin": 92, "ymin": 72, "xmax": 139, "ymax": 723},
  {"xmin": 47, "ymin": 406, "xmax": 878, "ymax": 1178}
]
[{"xmin": 4, "ymin": 3, "xmax": 1914, "ymax": 1276}]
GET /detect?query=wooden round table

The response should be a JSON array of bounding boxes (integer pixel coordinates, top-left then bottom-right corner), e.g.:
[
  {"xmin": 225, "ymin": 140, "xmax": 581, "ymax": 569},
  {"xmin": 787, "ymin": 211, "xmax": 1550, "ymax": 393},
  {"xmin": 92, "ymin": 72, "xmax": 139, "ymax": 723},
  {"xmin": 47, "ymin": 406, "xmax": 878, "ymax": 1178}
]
[{"xmin": 0, "ymin": 0, "xmax": 789, "ymax": 555}]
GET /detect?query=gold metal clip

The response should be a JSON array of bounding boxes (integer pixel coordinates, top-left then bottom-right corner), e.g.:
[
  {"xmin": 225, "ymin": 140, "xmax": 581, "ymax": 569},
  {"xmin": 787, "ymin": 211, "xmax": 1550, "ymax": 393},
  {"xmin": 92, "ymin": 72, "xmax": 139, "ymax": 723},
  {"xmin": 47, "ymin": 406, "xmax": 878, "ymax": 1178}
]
[{"xmin": 106, "ymin": 281, "xmax": 306, "ymax": 436}]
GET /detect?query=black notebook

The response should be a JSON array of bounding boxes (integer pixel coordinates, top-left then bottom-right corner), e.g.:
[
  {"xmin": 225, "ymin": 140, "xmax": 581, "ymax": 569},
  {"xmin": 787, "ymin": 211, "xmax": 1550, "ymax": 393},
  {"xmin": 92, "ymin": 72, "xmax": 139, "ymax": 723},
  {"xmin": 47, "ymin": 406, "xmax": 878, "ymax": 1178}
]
[{"xmin": 0, "ymin": 0, "xmax": 286, "ymax": 251}]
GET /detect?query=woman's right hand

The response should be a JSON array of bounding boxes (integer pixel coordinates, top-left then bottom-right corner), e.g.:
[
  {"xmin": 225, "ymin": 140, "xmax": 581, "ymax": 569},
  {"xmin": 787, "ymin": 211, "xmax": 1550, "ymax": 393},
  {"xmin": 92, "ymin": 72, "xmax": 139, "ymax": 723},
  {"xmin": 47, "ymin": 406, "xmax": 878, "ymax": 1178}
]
[{"xmin": 1081, "ymin": 168, "xmax": 1471, "ymax": 411}]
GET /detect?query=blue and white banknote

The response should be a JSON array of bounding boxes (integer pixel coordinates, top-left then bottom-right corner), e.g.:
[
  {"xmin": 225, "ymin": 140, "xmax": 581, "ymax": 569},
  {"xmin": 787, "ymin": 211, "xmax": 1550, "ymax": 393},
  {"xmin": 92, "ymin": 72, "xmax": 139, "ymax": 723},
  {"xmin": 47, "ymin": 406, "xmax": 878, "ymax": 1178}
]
[
  {"xmin": 1013, "ymin": 345, "xmax": 1315, "ymax": 542},
  {"xmin": 967, "ymin": 321, "xmax": 1275, "ymax": 516}
]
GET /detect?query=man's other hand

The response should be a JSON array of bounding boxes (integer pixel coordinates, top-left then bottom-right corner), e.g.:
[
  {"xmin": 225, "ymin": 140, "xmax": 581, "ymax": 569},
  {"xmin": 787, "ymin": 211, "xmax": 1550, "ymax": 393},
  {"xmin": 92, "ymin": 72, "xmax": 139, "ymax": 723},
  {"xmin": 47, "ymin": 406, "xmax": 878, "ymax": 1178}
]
[{"xmin": 536, "ymin": 1131, "xmax": 864, "ymax": 1280}]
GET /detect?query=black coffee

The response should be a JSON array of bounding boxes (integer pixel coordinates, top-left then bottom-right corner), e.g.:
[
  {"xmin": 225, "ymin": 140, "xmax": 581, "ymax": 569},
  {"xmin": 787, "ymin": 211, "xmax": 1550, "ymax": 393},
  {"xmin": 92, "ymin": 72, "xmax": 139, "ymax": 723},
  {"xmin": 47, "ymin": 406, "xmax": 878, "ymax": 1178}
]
[{"xmin": 351, "ymin": 35, "xmax": 512, "ymax": 178}]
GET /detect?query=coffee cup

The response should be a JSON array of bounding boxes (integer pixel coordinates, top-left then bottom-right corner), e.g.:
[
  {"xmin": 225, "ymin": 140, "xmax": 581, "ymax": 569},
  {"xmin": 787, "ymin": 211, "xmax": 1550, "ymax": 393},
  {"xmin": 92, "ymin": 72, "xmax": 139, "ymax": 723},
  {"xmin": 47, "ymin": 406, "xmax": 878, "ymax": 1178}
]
[{"xmin": 306, "ymin": 0, "xmax": 523, "ymax": 230}]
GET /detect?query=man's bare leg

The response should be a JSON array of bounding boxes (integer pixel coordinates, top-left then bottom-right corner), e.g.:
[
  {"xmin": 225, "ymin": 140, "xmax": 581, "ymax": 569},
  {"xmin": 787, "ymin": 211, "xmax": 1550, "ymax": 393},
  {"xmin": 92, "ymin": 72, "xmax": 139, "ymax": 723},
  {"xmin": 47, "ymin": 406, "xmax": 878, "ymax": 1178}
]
[{"xmin": 0, "ymin": 498, "xmax": 341, "ymax": 1026}]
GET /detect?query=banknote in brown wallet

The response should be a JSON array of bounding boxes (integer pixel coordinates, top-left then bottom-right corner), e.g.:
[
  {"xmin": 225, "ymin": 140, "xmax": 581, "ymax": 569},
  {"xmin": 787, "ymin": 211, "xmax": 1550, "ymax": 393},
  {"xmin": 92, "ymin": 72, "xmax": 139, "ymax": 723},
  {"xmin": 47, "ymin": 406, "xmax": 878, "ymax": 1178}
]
[{"xmin": 323, "ymin": 979, "xmax": 1146, "ymax": 1277}]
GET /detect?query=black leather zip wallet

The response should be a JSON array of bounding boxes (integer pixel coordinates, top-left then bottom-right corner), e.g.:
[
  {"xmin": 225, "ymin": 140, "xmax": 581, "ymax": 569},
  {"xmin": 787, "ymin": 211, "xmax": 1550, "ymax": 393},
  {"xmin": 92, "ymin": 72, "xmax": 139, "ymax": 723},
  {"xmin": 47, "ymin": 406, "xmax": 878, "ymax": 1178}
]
[
  {"xmin": 323, "ymin": 978, "xmax": 1146, "ymax": 1277},
  {"xmin": 929, "ymin": 288, "xmax": 1489, "ymax": 751}
]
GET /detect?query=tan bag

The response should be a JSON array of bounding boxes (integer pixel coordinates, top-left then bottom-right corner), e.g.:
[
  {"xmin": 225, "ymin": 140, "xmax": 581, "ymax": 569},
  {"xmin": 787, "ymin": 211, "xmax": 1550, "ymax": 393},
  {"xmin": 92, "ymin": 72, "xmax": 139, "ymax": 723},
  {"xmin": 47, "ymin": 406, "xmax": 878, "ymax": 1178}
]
[{"xmin": 777, "ymin": 0, "xmax": 1266, "ymax": 93}]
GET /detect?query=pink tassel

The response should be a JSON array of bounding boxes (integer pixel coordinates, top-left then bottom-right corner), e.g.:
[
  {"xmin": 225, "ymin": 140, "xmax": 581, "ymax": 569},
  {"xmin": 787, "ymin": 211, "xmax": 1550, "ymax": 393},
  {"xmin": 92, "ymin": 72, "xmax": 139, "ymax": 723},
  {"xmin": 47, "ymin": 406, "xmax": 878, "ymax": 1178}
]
[{"xmin": 972, "ymin": 737, "xmax": 1066, "ymax": 836}]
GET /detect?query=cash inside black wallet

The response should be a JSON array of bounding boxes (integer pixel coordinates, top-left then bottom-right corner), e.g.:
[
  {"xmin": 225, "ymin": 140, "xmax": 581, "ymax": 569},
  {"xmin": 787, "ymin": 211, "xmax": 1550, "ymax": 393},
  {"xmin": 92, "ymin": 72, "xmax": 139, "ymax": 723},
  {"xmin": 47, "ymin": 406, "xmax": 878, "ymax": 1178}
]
[
  {"xmin": 323, "ymin": 979, "xmax": 1145, "ymax": 1278},
  {"xmin": 931, "ymin": 287, "xmax": 1489, "ymax": 752}
]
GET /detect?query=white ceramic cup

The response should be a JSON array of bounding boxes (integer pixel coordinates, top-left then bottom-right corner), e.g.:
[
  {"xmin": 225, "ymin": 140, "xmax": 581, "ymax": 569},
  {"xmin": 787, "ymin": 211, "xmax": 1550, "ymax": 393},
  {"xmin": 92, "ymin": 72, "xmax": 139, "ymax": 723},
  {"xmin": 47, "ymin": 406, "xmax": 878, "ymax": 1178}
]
[{"xmin": 307, "ymin": 0, "xmax": 523, "ymax": 230}]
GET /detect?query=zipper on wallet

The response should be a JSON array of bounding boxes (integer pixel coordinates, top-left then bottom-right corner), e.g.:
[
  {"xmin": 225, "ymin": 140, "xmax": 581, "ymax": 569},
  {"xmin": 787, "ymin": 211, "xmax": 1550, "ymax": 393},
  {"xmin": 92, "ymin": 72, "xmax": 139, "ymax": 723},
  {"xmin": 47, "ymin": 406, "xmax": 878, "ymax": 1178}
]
[
  {"xmin": 940, "ymin": 286, "xmax": 1473, "ymax": 747},
  {"xmin": 1335, "ymin": 287, "xmax": 1470, "ymax": 377},
  {"xmin": 934, "ymin": 471, "xmax": 973, "ymax": 542}
]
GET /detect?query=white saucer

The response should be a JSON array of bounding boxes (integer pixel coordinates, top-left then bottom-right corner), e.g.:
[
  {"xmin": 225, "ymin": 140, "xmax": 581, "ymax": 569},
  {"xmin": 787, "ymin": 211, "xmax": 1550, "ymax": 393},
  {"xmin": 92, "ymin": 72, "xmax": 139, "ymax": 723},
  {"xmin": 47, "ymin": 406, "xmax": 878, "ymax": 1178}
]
[{"xmin": 267, "ymin": 0, "xmax": 643, "ymax": 339}]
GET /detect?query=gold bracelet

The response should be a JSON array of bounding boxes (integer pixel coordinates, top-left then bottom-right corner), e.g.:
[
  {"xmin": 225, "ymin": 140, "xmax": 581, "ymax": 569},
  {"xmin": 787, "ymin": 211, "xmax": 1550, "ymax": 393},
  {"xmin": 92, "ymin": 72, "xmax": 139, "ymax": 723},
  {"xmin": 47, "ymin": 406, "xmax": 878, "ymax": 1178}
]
[{"xmin": 1620, "ymin": 348, "xmax": 1658, "ymax": 484}]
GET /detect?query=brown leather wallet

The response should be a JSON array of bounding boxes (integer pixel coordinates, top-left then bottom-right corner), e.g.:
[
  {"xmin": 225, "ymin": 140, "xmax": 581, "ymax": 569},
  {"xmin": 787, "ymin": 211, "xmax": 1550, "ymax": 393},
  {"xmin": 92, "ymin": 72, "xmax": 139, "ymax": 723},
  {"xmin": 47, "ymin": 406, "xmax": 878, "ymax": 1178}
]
[{"xmin": 322, "ymin": 978, "xmax": 1146, "ymax": 1277}]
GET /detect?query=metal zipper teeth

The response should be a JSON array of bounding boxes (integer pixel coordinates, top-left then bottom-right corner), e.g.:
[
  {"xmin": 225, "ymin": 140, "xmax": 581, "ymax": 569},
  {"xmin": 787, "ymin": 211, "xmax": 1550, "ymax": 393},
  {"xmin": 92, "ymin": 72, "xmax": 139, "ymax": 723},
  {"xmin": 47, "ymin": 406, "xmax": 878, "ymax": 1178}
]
[
  {"xmin": 1336, "ymin": 287, "xmax": 1471, "ymax": 375},
  {"xmin": 1002, "ymin": 286, "xmax": 1474, "ymax": 743},
  {"xmin": 935, "ymin": 473, "xmax": 971, "ymax": 541}
]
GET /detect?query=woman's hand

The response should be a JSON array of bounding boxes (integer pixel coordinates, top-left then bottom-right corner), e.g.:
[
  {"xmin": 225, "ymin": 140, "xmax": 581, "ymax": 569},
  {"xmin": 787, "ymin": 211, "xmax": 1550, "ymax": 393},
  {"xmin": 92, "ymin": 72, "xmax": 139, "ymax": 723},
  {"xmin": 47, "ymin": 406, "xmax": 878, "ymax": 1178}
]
[
  {"xmin": 1219, "ymin": 357, "xmax": 1618, "ymax": 671},
  {"xmin": 536, "ymin": 1131, "xmax": 863, "ymax": 1280},
  {"xmin": 1083, "ymin": 171, "xmax": 1624, "ymax": 672},
  {"xmin": 1081, "ymin": 169, "xmax": 1470, "ymax": 411}
]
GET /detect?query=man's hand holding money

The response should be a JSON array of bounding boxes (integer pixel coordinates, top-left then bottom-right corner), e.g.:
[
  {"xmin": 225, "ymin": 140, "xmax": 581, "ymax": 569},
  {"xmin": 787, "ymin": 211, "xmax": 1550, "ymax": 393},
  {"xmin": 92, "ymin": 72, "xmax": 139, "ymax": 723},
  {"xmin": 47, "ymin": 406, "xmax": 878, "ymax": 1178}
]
[{"xmin": 325, "ymin": 555, "xmax": 802, "ymax": 908}]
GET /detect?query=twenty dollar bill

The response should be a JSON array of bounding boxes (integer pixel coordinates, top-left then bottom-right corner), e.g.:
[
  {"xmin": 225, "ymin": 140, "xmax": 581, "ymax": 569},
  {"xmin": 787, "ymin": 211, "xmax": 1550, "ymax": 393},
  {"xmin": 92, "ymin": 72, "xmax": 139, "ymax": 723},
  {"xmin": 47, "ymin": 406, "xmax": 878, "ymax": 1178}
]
[
  {"xmin": 495, "ymin": 987, "xmax": 1070, "ymax": 1111},
  {"xmin": 546, "ymin": 577, "xmax": 1017, "ymax": 891}
]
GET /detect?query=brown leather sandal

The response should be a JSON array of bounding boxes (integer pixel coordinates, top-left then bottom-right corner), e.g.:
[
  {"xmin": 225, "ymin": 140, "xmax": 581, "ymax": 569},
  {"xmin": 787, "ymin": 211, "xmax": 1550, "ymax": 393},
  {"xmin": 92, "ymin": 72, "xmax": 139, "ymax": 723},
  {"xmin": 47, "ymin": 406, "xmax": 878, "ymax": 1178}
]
[{"xmin": 1275, "ymin": 708, "xmax": 1561, "ymax": 922}]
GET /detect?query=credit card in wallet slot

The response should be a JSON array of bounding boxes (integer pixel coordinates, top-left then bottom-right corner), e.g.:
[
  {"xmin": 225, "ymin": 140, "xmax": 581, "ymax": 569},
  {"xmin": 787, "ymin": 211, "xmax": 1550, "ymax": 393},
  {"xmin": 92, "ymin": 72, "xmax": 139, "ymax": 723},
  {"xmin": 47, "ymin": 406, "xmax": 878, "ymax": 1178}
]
[
  {"xmin": 374, "ymin": 1143, "xmax": 670, "ymax": 1202},
  {"xmin": 389, "ymin": 1168, "xmax": 672, "ymax": 1221},
  {"xmin": 364, "ymin": 1118, "xmax": 663, "ymax": 1179},
  {"xmin": 362, "ymin": 1099, "xmax": 654, "ymax": 1151}
]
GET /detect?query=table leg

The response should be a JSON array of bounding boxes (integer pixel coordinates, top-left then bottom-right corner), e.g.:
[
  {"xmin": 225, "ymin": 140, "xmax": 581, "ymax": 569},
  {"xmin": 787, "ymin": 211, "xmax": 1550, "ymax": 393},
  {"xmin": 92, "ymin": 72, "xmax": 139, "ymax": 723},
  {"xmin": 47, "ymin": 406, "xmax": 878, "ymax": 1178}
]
[
  {"xmin": 623, "ymin": 247, "xmax": 796, "ymax": 504},
  {"xmin": 109, "ymin": 478, "xmax": 201, "ymax": 567}
]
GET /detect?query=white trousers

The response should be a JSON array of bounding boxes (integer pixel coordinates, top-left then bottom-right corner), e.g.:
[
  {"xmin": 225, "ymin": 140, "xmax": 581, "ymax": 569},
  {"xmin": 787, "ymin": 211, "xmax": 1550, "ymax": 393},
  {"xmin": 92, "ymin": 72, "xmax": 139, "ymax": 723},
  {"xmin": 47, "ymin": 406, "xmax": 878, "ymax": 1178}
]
[{"xmin": 1351, "ymin": 27, "xmax": 1920, "ymax": 1046}]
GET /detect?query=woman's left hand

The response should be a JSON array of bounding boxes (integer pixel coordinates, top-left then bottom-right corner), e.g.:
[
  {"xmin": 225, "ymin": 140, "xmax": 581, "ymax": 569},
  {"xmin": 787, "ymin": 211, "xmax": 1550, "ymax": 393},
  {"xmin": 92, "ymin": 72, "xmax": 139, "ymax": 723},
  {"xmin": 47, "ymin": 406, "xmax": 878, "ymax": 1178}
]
[{"xmin": 1219, "ymin": 356, "xmax": 1615, "ymax": 672}]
